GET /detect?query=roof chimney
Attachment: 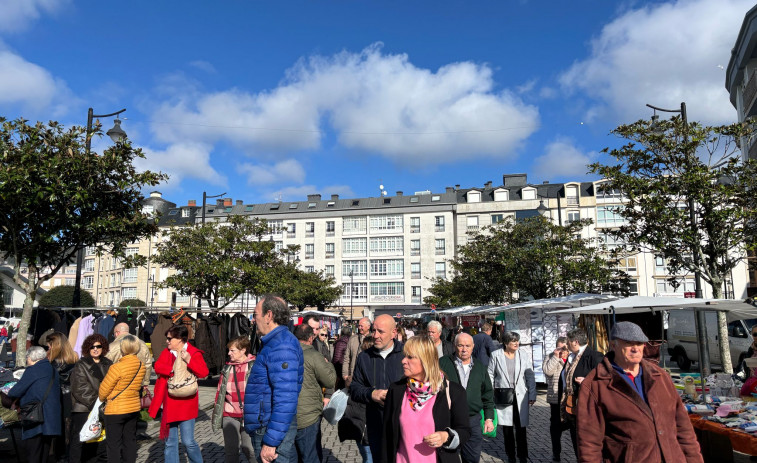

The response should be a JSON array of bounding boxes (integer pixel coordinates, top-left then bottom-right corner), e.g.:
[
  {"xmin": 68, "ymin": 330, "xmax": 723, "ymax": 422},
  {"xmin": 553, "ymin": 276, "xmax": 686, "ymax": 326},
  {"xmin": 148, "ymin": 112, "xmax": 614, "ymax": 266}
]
[
  {"xmin": 503, "ymin": 174, "xmax": 528, "ymax": 188},
  {"xmin": 331, "ymin": 194, "xmax": 339, "ymax": 201},
  {"xmin": 484, "ymin": 181, "xmax": 492, "ymax": 189},
  {"xmin": 455, "ymin": 184, "xmax": 461, "ymax": 190},
  {"xmin": 307, "ymin": 194, "xmax": 322, "ymax": 201},
  {"xmin": 445, "ymin": 187, "xmax": 454, "ymax": 193},
  {"xmin": 543, "ymin": 181, "xmax": 549, "ymax": 184},
  {"xmin": 216, "ymin": 199, "xmax": 225, "ymax": 207},
  {"xmin": 396, "ymin": 191, "xmax": 403, "ymax": 196},
  {"xmin": 188, "ymin": 200, "xmax": 196, "ymax": 207},
  {"xmin": 236, "ymin": 200, "xmax": 243, "ymax": 205},
  {"xmin": 224, "ymin": 198, "xmax": 232, "ymax": 207}
]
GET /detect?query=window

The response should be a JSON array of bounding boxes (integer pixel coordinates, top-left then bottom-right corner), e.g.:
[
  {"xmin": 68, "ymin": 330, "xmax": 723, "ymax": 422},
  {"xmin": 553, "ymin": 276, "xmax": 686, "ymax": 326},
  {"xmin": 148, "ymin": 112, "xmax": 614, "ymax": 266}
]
[
  {"xmin": 369, "ymin": 236, "xmax": 404, "ymax": 255},
  {"xmin": 383, "ymin": 198, "xmax": 391, "ymax": 205},
  {"xmin": 431, "ymin": 195, "xmax": 440, "ymax": 201},
  {"xmin": 125, "ymin": 248, "xmax": 139, "ymax": 258},
  {"xmin": 342, "ymin": 260, "xmax": 367, "ymax": 278},
  {"xmin": 305, "ymin": 244, "xmax": 314, "ymax": 259},
  {"xmin": 435, "ymin": 216, "xmax": 445, "ymax": 232},
  {"xmin": 289, "ymin": 203, "xmax": 298, "ymax": 209},
  {"xmin": 123, "ymin": 268, "xmax": 138, "ymax": 283},
  {"xmin": 410, "ymin": 217, "xmax": 420, "ymax": 233},
  {"xmin": 410, "ymin": 197, "xmax": 419, "ymax": 203},
  {"xmin": 521, "ymin": 188, "xmax": 536, "ymax": 200},
  {"xmin": 493, "ymin": 189, "xmax": 509, "ymax": 201},
  {"xmin": 370, "ymin": 282, "xmax": 404, "ymax": 300},
  {"xmin": 343, "ymin": 216, "xmax": 367, "ymax": 234},
  {"xmin": 352, "ymin": 200, "xmax": 360, "ymax": 206},
  {"xmin": 64, "ymin": 266, "xmax": 76, "ymax": 274},
  {"xmin": 175, "ymin": 291, "xmax": 190, "ymax": 303},
  {"xmin": 370, "ymin": 259, "xmax": 404, "ymax": 278},
  {"xmin": 656, "ymin": 279, "xmax": 695, "ymax": 294},
  {"xmin": 342, "ymin": 282, "xmax": 367, "ymax": 299},
  {"xmin": 435, "ymin": 262, "xmax": 446, "ymax": 279},
  {"xmin": 65, "ymin": 278, "xmax": 75, "ymax": 286},
  {"xmin": 410, "ymin": 240, "xmax": 421, "ymax": 256},
  {"xmin": 287, "ymin": 223, "xmax": 296, "ymax": 238},
  {"xmin": 596, "ymin": 206, "xmax": 625, "ymax": 226},
  {"xmin": 466, "ymin": 216, "xmax": 479, "ymax": 232},
  {"xmin": 411, "ymin": 286, "xmax": 422, "ymax": 303},
  {"xmin": 142, "ymin": 205, "xmax": 154, "ymax": 215},
  {"xmin": 270, "ymin": 204, "xmax": 279, "ymax": 210},
  {"xmin": 655, "ymin": 257, "xmax": 666, "ymax": 275},
  {"xmin": 370, "ymin": 215, "xmax": 403, "ymax": 232},
  {"xmin": 84, "ymin": 259, "xmax": 95, "ymax": 272},
  {"xmin": 85, "ymin": 246, "xmax": 97, "ymax": 256},
  {"xmin": 182, "ymin": 208, "xmax": 190, "ymax": 218},
  {"xmin": 467, "ymin": 191, "xmax": 481, "ymax": 203},
  {"xmin": 596, "ymin": 186, "xmax": 625, "ymax": 201},
  {"xmin": 566, "ymin": 185, "xmax": 579, "ymax": 205},
  {"xmin": 305, "ymin": 266, "xmax": 315, "ymax": 273},
  {"xmin": 616, "ymin": 257, "xmax": 637, "ymax": 275},
  {"xmin": 435, "ymin": 239, "xmax": 445, "ymax": 255},
  {"xmin": 268, "ymin": 220, "xmax": 284, "ymax": 235},
  {"xmin": 305, "ymin": 222, "xmax": 315, "ymax": 237},
  {"xmin": 122, "ymin": 287, "xmax": 136, "ymax": 299},
  {"xmin": 325, "ymin": 243, "xmax": 335, "ymax": 259},
  {"xmin": 82, "ymin": 276, "xmax": 94, "ymax": 290},
  {"xmin": 411, "ymin": 262, "xmax": 421, "ymax": 279},
  {"xmin": 274, "ymin": 241, "xmax": 283, "ymax": 252},
  {"xmin": 2, "ymin": 284, "xmax": 13, "ymax": 306},
  {"xmin": 308, "ymin": 202, "xmax": 317, "ymax": 209},
  {"xmin": 342, "ymin": 238, "xmax": 367, "ymax": 256},
  {"xmin": 327, "ymin": 201, "xmax": 335, "ymax": 207},
  {"xmin": 599, "ymin": 232, "xmax": 626, "ymax": 250},
  {"xmin": 491, "ymin": 214, "xmax": 504, "ymax": 224},
  {"xmin": 567, "ymin": 211, "xmax": 580, "ymax": 223},
  {"xmin": 325, "ymin": 265, "xmax": 335, "ymax": 276},
  {"xmin": 326, "ymin": 221, "xmax": 335, "ymax": 236}
]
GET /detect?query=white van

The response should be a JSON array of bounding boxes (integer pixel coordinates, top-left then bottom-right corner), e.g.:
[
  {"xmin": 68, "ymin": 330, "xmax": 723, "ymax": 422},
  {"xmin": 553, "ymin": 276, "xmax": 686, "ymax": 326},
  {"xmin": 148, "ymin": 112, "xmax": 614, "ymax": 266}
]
[{"xmin": 666, "ymin": 310, "xmax": 757, "ymax": 371}]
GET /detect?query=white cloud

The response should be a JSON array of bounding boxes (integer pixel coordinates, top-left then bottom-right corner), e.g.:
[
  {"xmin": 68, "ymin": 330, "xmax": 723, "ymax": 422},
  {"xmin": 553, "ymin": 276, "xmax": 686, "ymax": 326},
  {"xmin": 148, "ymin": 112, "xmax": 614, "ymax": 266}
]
[
  {"xmin": 559, "ymin": 0, "xmax": 752, "ymax": 125},
  {"xmin": 0, "ymin": 45, "xmax": 74, "ymax": 116},
  {"xmin": 134, "ymin": 142, "xmax": 227, "ymax": 191},
  {"xmin": 237, "ymin": 159, "xmax": 306, "ymax": 186},
  {"xmin": 149, "ymin": 44, "xmax": 540, "ymax": 166},
  {"xmin": 532, "ymin": 138, "xmax": 597, "ymax": 181},
  {"xmin": 0, "ymin": 0, "xmax": 67, "ymax": 33},
  {"xmin": 189, "ymin": 60, "xmax": 217, "ymax": 74},
  {"xmin": 268, "ymin": 184, "xmax": 356, "ymax": 202}
]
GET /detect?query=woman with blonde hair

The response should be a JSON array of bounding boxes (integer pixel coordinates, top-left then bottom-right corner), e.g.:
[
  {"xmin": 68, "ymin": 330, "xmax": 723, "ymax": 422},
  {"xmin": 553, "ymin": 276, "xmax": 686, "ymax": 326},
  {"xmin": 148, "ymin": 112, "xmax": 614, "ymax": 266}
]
[
  {"xmin": 98, "ymin": 335, "xmax": 146, "ymax": 463},
  {"xmin": 44, "ymin": 331, "xmax": 78, "ymax": 462},
  {"xmin": 382, "ymin": 335, "xmax": 470, "ymax": 463}
]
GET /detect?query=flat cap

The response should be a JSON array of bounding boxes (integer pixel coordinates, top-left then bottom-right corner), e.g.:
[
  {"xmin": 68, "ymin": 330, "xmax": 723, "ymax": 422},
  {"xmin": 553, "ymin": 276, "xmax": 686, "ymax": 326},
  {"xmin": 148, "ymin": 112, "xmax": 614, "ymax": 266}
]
[{"xmin": 610, "ymin": 321, "xmax": 649, "ymax": 343}]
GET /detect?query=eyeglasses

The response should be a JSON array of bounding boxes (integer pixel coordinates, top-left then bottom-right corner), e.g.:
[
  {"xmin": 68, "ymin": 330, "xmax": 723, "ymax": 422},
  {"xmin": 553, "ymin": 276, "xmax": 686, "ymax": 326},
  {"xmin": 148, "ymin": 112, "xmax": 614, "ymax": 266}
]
[
  {"xmin": 752, "ymin": 333, "xmax": 757, "ymax": 337},
  {"xmin": 319, "ymin": 334, "xmax": 327, "ymax": 338},
  {"xmin": 91, "ymin": 345, "xmax": 103, "ymax": 349},
  {"xmin": 166, "ymin": 337, "xmax": 174, "ymax": 341}
]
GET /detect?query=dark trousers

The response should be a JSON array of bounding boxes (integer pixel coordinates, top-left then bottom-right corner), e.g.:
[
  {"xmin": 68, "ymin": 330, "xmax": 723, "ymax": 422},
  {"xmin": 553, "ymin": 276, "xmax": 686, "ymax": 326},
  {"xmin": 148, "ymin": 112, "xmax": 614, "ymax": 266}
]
[
  {"xmin": 69, "ymin": 411, "xmax": 107, "ymax": 463},
  {"xmin": 461, "ymin": 414, "xmax": 484, "ymax": 463},
  {"xmin": 550, "ymin": 403, "xmax": 569, "ymax": 460},
  {"xmin": 104, "ymin": 412, "xmax": 139, "ymax": 463},
  {"xmin": 25, "ymin": 434, "xmax": 54, "ymax": 463},
  {"xmin": 502, "ymin": 405, "xmax": 528, "ymax": 462},
  {"xmin": 366, "ymin": 414, "xmax": 383, "ymax": 463},
  {"xmin": 568, "ymin": 415, "xmax": 578, "ymax": 460}
]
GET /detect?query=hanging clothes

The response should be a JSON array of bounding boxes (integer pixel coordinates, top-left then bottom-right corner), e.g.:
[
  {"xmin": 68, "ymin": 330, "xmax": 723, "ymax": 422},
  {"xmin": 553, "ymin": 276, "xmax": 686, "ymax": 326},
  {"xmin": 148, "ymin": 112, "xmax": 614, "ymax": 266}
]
[
  {"xmin": 206, "ymin": 313, "xmax": 227, "ymax": 370},
  {"xmin": 227, "ymin": 313, "xmax": 251, "ymax": 340},
  {"xmin": 150, "ymin": 313, "xmax": 174, "ymax": 360},
  {"xmin": 115, "ymin": 309, "xmax": 139, "ymax": 338},
  {"xmin": 68, "ymin": 316, "xmax": 82, "ymax": 352},
  {"xmin": 96, "ymin": 313, "xmax": 116, "ymax": 340},
  {"xmin": 140, "ymin": 314, "xmax": 157, "ymax": 343},
  {"xmin": 194, "ymin": 315, "xmax": 220, "ymax": 375},
  {"xmin": 73, "ymin": 314, "xmax": 95, "ymax": 356}
]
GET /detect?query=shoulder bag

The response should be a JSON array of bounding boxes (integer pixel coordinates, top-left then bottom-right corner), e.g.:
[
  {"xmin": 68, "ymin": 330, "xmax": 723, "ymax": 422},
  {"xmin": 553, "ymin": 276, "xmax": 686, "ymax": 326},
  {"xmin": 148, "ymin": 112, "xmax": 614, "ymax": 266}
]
[
  {"xmin": 99, "ymin": 360, "xmax": 142, "ymax": 422},
  {"xmin": 18, "ymin": 365, "xmax": 55, "ymax": 427},
  {"xmin": 493, "ymin": 352, "xmax": 519, "ymax": 407},
  {"xmin": 167, "ymin": 352, "xmax": 198, "ymax": 398}
]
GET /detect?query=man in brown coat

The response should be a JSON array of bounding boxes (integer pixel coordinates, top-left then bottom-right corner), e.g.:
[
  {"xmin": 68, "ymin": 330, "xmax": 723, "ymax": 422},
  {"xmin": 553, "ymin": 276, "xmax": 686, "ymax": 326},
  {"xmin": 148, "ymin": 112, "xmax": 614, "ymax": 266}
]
[
  {"xmin": 577, "ymin": 322, "xmax": 703, "ymax": 463},
  {"xmin": 342, "ymin": 317, "xmax": 371, "ymax": 385}
]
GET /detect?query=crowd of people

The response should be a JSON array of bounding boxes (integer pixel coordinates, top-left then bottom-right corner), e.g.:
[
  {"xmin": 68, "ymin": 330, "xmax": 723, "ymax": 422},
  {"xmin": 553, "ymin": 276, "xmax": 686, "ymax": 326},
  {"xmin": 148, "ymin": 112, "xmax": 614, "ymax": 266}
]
[{"xmin": 0, "ymin": 296, "xmax": 707, "ymax": 463}]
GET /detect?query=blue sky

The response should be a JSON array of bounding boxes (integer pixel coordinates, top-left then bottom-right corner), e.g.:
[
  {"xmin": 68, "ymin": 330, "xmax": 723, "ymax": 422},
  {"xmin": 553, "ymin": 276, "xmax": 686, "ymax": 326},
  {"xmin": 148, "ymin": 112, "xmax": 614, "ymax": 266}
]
[{"xmin": 0, "ymin": 0, "xmax": 751, "ymax": 206}]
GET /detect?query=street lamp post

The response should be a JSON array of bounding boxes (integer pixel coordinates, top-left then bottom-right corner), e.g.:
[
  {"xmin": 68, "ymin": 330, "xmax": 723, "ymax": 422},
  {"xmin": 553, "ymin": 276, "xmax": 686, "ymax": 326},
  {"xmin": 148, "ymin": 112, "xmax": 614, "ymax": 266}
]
[
  {"xmin": 349, "ymin": 269, "xmax": 354, "ymax": 323},
  {"xmin": 73, "ymin": 108, "xmax": 127, "ymax": 308},
  {"xmin": 647, "ymin": 102, "xmax": 710, "ymax": 379}
]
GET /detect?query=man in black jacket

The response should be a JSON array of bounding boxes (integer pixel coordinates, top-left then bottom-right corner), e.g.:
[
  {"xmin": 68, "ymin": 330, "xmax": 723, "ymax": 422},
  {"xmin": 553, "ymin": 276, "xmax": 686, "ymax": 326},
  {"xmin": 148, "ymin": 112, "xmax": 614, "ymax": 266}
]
[
  {"xmin": 428, "ymin": 320, "xmax": 454, "ymax": 358},
  {"xmin": 349, "ymin": 314, "xmax": 404, "ymax": 463},
  {"xmin": 472, "ymin": 322, "xmax": 498, "ymax": 368},
  {"xmin": 559, "ymin": 328, "xmax": 605, "ymax": 460}
]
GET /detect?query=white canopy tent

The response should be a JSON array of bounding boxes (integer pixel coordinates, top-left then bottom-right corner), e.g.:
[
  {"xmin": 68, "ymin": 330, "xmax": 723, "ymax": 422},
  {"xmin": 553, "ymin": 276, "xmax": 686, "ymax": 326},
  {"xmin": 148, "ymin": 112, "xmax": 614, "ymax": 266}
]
[{"xmin": 467, "ymin": 293, "xmax": 620, "ymax": 316}]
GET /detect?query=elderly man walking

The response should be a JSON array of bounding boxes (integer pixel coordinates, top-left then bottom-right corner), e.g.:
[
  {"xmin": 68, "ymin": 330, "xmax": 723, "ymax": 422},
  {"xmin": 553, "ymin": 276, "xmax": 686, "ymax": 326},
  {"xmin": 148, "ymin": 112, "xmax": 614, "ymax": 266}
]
[
  {"xmin": 350, "ymin": 314, "xmax": 404, "ymax": 463},
  {"xmin": 439, "ymin": 333, "xmax": 495, "ymax": 463},
  {"xmin": 427, "ymin": 320, "xmax": 454, "ymax": 358},
  {"xmin": 342, "ymin": 317, "xmax": 371, "ymax": 386},
  {"xmin": 577, "ymin": 322, "xmax": 703, "ymax": 463},
  {"xmin": 244, "ymin": 295, "xmax": 304, "ymax": 463}
]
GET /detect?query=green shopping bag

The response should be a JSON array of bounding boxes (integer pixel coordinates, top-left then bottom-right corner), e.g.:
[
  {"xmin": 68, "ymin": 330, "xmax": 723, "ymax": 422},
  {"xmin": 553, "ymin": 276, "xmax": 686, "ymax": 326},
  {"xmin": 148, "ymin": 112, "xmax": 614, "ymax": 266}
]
[{"xmin": 480, "ymin": 409, "xmax": 497, "ymax": 438}]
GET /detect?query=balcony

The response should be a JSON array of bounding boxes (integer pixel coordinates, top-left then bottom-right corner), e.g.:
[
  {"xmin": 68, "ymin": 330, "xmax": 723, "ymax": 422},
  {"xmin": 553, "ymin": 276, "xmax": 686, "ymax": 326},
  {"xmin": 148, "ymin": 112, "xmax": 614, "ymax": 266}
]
[
  {"xmin": 325, "ymin": 251, "xmax": 335, "ymax": 259},
  {"xmin": 435, "ymin": 248, "xmax": 445, "ymax": 255},
  {"xmin": 411, "ymin": 295, "xmax": 421, "ymax": 304},
  {"xmin": 326, "ymin": 231, "xmax": 335, "ymax": 237},
  {"xmin": 305, "ymin": 253, "xmax": 314, "ymax": 260},
  {"xmin": 306, "ymin": 231, "xmax": 314, "ymax": 238},
  {"xmin": 411, "ymin": 272, "xmax": 421, "ymax": 279},
  {"xmin": 410, "ymin": 226, "xmax": 420, "ymax": 234},
  {"xmin": 410, "ymin": 249, "xmax": 420, "ymax": 256},
  {"xmin": 566, "ymin": 197, "xmax": 579, "ymax": 206},
  {"xmin": 467, "ymin": 225, "xmax": 479, "ymax": 232},
  {"xmin": 435, "ymin": 225, "xmax": 445, "ymax": 232},
  {"xmin": 287, "ymin": 232, "xmax": 296, "ymax": 239}
]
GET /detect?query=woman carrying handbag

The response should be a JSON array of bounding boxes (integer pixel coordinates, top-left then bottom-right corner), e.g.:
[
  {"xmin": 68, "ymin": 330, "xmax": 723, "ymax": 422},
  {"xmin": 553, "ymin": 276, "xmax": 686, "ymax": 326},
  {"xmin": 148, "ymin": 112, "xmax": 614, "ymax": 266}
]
[{"xmin": 487, "ymin": 332, "xmax": 536, "ymax": 463}]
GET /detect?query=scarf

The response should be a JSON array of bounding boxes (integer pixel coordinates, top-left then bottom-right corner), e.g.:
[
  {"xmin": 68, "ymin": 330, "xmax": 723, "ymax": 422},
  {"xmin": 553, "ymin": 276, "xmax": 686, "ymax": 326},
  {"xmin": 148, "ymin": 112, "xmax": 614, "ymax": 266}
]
[
  {"xmin": 406, "ymin": 377, "xmax": 437, "ymax": 411},
  {"xmin": 561, "ymin": 349, "xmax": 583, "ymax": 422}
]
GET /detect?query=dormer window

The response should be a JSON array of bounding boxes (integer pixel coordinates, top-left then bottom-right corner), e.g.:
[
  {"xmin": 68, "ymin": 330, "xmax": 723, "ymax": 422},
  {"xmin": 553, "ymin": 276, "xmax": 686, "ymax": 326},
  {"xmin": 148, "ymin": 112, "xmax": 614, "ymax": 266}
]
[
  {"xmin": 493, "ymin": 189, "xmax": 509, "ymax": 201},
  {"xmin": 521, "ymin": 188, "xmax": 536, "ymax": 200},
  {"xmin": 142, "ymin": 205, "xmax": 154, "ymax": 215},
  {"xmin": 566, "ymin": 185, "xmax": 579, "ymax": 205},
  {"xmin": 467, "ymin": 191, "xmax": 481, "ymax": 203}
]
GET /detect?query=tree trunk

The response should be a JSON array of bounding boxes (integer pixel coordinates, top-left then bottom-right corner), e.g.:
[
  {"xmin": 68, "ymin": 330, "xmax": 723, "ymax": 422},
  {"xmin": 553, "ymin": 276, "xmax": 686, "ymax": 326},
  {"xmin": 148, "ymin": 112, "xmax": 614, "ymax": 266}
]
[
  {"xmin": 15, "ymin": 270, "xmax": 37, "ymax": 368},
  {"xmin": 710, "ymin": 279, "xmax": 732, "ymax": 373}
]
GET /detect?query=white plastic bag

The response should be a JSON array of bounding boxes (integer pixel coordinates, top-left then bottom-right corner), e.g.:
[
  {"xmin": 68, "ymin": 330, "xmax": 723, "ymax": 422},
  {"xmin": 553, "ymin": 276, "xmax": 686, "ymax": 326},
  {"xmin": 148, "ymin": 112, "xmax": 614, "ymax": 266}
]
[
  {"xmin": 323, "ymin": 388, "xmax": 349, "ymax": 425},
  {"xmin": 79, "ymin": 398, "xmax": 105, "ymax": 442}
]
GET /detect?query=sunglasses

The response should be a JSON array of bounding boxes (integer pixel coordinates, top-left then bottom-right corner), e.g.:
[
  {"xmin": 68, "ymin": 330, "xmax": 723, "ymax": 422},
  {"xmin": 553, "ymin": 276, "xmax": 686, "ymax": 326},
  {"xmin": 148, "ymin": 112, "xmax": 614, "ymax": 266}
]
[
  {"xmin": 90, "ymin": 345, "xmax": 103, "ymax": 349},
  {"xmin": 752, "ymin": 333, "xmax": 757, "ymax": 337},
  {"xmin": 166, "ymin": 337, "xmax": 174, "ymax": 341},
  {"xmin": 319, "ymin": 334, "xmax": 327, "ymax": 337}
]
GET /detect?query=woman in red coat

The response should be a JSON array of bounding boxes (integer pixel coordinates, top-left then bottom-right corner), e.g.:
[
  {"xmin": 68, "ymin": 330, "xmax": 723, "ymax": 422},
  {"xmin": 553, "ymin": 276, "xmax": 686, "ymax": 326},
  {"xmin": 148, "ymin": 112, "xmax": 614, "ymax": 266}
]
[{"xmin": 149, "ymin": 324, "xmax": 209, "ymax": 463}]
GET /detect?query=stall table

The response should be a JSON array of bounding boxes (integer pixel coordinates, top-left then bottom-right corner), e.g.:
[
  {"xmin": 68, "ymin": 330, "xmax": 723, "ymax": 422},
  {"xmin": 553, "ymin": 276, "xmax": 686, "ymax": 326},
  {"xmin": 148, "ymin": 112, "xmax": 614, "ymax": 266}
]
[{"xmin": 689, "ymin": 414, "xmax": 757, "ymax": 461}]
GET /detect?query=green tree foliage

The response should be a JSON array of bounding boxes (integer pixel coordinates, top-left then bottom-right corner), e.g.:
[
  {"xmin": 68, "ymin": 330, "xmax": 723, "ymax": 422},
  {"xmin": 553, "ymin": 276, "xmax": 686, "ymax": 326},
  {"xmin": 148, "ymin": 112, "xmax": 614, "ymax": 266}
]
[
  {"xmin": 154, "ymin": 215, "xmax": 282, "ymax": 309},
  {"xmin": 278, "ymin": 268, "xmax": 343, "ymax": 311},
  {"xmin": 0, "ymin": 118, "xmax": 166, "ymax": 366},
  {"xmin": 119, "ymin": 298, "xmax": 146, "ymax": 307},
  {"xmin": 590, "ymin": 116, "xmax": 757, "ymax": 372},
  {"xmin": 425, "ymin": 216, "xmax": 626, "ymax": 306},
  {"xmin": 39, "ymin": 285, "xmax": 95, "ymax": 308}
]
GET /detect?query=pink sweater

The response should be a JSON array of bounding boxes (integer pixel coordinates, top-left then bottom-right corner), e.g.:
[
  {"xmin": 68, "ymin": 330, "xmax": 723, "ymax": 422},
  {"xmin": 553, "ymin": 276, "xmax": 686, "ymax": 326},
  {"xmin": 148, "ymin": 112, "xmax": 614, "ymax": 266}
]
[{"xmin": 397, "ymin": 391, "xmax": 437, "ymax": 463}]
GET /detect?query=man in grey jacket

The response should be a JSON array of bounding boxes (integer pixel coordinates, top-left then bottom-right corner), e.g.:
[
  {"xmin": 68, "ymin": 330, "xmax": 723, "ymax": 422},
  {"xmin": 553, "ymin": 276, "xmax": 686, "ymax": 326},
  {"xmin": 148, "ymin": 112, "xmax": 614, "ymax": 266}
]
[{"xmin": 342, "ymin": 317, "xmax": 371, "ymax": 385}]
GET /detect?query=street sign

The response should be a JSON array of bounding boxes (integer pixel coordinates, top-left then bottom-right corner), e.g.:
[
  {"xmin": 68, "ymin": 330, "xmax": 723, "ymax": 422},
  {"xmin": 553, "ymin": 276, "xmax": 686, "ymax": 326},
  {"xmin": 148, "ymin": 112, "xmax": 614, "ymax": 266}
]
[{"xmin": 684, "ymin": 292, "xmax": 695, "ymax": 298}]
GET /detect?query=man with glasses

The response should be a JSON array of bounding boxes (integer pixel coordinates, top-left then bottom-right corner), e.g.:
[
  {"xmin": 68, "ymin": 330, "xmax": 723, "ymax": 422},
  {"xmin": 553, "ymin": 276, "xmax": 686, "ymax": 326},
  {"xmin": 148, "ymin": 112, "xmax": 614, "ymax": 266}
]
[{"xmin": 303, "ymin": 315, "xmax": 331, "ymax": 361}]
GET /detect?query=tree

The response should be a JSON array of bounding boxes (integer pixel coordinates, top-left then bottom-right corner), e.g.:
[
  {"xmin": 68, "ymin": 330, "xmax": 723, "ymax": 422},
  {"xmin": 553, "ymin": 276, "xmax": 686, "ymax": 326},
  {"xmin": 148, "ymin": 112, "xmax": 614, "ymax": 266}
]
[
  {"xmin": 0, "ymin": 118, "xmax": 166, "ymax": 366},
  {"xmin": 154, "ymin": 215, "xmax": 282, "ymax": 309},
  {"xmin": 426, "ymin": 216, "xmax": 626, "ymax": 305},
  {"xmin": 120, "ymin": 298, "xmax": 146, "ymax": 307},
  {"xmin": 279, "ymin": 268, "xmax": 343, "ymax": 311},
  {"xmin": 590, "ymin": 117, "xmax": 757, "ymax": 372},
  {"xmin": 39, "ymin": 285, "xmax": 96, "ymax": 308}
]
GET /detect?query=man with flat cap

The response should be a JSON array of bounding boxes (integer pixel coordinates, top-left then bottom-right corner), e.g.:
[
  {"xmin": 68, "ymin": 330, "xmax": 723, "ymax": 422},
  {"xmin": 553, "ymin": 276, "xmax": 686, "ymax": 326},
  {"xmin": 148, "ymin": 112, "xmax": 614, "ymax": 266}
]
[{"xmin": 576, "ymin": 321, "xmax": 703, "ymax": 463}]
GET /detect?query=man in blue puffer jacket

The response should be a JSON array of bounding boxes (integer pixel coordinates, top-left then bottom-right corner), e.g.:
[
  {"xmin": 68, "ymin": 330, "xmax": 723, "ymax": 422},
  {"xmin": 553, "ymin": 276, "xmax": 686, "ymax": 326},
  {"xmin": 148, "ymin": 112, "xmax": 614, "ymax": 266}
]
[{"xmin": 244, "ymin": 295, "xmax": 304, "ymax": 463}]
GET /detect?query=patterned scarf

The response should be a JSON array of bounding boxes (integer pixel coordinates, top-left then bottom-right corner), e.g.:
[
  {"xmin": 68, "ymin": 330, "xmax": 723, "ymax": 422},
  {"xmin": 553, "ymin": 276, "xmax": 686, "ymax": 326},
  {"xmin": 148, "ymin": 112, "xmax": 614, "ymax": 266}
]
[{"xmin": 406, "ymin": 377, "xmax": 437, "ymax": 411}]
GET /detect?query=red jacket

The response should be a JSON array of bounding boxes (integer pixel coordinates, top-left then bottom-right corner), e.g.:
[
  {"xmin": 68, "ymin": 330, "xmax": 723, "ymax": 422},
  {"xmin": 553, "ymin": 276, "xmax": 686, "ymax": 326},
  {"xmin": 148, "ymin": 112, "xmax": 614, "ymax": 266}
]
[{"xmin": 149, "ymin": 343, "xmax": 209, "ymax": 439}]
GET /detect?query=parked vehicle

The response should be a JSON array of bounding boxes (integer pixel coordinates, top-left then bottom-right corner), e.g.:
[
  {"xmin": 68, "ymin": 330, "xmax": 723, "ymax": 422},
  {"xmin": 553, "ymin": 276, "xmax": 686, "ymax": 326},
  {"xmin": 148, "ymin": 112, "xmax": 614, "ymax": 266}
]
[{"xmin": 666, "ymin": 310, "xmax": 757, "ymax": 371}]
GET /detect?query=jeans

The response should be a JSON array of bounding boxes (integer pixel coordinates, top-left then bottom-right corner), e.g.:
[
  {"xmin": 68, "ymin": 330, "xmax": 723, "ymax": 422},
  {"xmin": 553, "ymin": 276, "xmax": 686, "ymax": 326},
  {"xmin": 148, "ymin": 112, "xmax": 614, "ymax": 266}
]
[
  {"xmin": 502, "ymin": 405, "xmax": 528, "ymax": 462},
  {"xmin": 166, "ymin": 418, "xmax": 204, "ymax": 463},
  {"xmin": 461, "ymin": 414, "xmax": 483, "ymax": 463},
  {"xmin": 295, "ymin": 418, "xmax": 322, "ymax": 463},
  {"xmin": 222, "ymin": 416, "xmax": 255, "ymax": 463},
  {"xmin": 251, "ymin": 420, "xmax": 298, "ymax": 463},
  {"xmin": 357, "ymin": 442, "xmax": 372, "ymax": 463},
  {"xmin": 104, "ymin": 412, "xmax": 139, "ymax": 463}
]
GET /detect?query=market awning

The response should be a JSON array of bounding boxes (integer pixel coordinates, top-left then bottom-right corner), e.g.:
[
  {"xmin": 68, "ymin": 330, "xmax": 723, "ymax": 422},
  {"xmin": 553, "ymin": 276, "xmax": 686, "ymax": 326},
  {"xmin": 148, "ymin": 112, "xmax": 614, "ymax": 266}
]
[{"xmin": 468, "ymin": 293, "xmax": 619, "ymax": 315}]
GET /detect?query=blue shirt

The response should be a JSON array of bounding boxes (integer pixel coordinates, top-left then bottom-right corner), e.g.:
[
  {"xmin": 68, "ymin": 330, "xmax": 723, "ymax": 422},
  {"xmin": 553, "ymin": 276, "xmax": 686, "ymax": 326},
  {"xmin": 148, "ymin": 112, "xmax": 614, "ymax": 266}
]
[{"xmin": 611, "ymin": 361, "xmax": 646, "ymax": 403}]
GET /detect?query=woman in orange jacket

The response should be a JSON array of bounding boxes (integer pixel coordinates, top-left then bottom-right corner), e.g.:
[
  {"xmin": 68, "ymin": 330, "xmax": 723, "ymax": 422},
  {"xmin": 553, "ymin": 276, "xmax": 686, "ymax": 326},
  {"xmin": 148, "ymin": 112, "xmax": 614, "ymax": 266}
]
[{"xmin": 98, "ymin": 335, "xmax": 146, "ymax": 463}]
